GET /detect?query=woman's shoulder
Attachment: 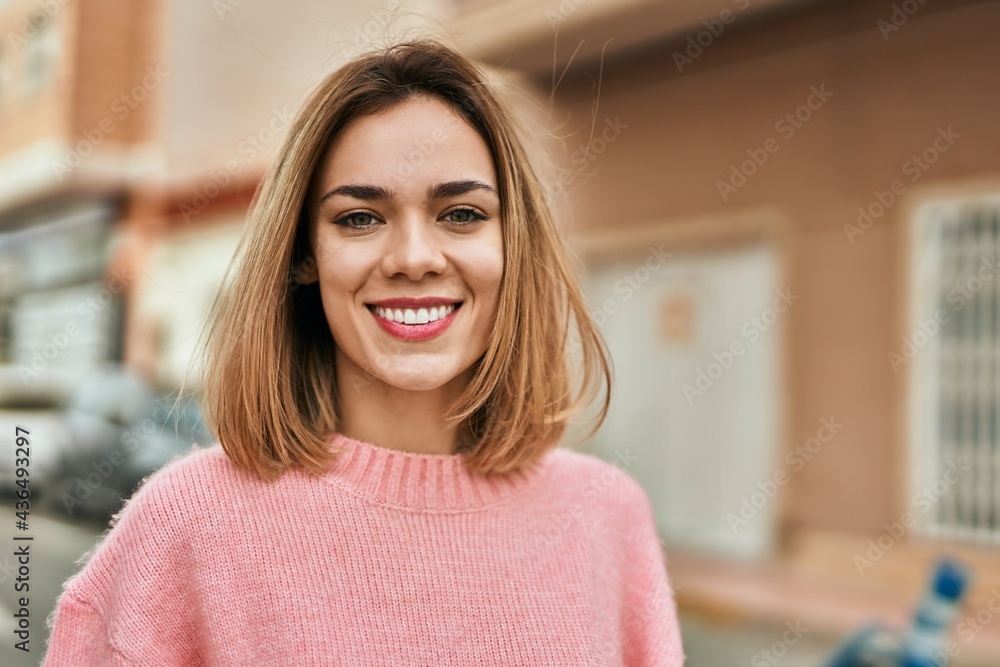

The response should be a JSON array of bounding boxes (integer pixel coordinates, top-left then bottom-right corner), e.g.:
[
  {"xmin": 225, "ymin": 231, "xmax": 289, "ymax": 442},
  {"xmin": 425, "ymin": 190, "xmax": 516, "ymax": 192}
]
[
  {"xmin": 144, "ymin": 441, "xmax": 239, "ymax": 482},
  {"xmin": 80, "ymin": 442, "xmax": 252, "ymax": 551},
  {"xmin": 114, "ymin": 442, "xmax": 233, "ymax": 510},
  {"xmin": 56, "ymin": 445, "xmax": 221, "ymax": 603},
  {"xmin": 546, "ymin": 443, "xmax": 641, "ymax": 482},
  {"xmin": 47, "ymin": 445, "xmax": 240, "ymax": 662},
  {"xmin": 544, "ymin": 444, "xmax": 649, "ymax": 508},
  {"xmin": 139, "ymin": 440, "xmax": 230, "ymax": 482}
]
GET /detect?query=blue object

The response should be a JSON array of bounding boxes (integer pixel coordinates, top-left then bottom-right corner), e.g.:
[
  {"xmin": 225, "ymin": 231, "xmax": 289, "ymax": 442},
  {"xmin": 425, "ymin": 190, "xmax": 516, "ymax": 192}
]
[
  {"xmin": 899, "ymin": 559, "xmax": 969, "ymax": 667},
  {"xmin": 823, "ymin": 559, "xmax": 970, "ymax": 667},
  {"xmin": 825, "ymin": 622, "xmax": 903, "ymax": 667}
]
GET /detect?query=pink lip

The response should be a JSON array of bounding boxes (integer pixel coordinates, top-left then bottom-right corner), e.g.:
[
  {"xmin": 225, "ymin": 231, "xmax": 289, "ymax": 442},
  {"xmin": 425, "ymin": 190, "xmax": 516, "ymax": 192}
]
[
  {"xmin": 368, "ymin": 303, "xmax": 461, "ymax": 341},
  {"xmin": 368, "ymin": 296, "xmax": 462, "ymax": 308}
]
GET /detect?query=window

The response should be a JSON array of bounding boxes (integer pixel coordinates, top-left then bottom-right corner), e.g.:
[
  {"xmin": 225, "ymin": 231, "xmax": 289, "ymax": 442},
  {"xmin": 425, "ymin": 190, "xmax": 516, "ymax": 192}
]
[
  {"xmin": 0, "ymin": 199, "xmax": 120, "ymax": 369},
  {"xmin": 908, "ymin": 193, "xmax": 1000, "ymax": 544},
  {"xmin": 23, "ymin": 15, "xmax": 59, "ymax": 97}
]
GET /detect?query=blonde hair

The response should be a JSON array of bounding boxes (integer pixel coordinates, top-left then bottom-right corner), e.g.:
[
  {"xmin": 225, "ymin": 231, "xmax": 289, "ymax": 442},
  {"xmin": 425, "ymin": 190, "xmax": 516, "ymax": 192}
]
[{"xmin": 194, "ymin": 38, "xmax": 612, "ymax": 481}]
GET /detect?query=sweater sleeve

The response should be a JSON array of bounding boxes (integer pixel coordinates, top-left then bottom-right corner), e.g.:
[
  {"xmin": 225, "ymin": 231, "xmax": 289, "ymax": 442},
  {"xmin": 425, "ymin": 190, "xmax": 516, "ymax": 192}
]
[
  {"xmin": 42, "ymin": 453, "xmax": 203, "ymax": 666},
  {"xmin": 619, "ymin": 476, "xmax": 686, "ymax": 667},
  {"xmin": 43, "ymin": 591, "xmax": 137, "ymax": 665}
]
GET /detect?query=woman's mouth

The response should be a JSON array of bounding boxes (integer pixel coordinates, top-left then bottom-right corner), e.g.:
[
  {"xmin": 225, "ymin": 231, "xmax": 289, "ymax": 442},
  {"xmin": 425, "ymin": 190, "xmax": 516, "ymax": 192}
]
[
  {"xmin": 368, "ymin": 303, "xmax": 459, "ymax": 324},
  {"xmin": 365, "ymin": 302, "xmax": 463, "ymax": 341}
]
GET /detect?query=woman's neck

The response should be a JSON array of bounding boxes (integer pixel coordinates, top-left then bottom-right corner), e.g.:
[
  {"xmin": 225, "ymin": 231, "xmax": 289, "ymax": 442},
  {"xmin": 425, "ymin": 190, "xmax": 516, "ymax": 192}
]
[{"xmin": 334, "ymin": 356, "xmax": 474, "ymax": 456}]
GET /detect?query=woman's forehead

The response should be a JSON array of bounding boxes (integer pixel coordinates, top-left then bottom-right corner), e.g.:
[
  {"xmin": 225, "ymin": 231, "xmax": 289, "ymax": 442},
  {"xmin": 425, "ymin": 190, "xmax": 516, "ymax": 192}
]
[{"xmin": 313, "ymin": 98, "xmax": 497, "ymax": 200}]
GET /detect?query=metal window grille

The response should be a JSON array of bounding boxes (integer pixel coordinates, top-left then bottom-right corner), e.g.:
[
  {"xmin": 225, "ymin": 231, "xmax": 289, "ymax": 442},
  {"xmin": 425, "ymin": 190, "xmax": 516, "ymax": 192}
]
[{"xmin": 909, "ymin": 194, "xmax": 1000, "ymax": 544}]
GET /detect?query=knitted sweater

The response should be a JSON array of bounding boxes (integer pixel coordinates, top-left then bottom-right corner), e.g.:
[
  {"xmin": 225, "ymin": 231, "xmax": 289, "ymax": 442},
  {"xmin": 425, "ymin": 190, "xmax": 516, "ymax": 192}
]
[{"xmin": 42, "ymin": 433, "xmax": 685, "ymax": 666}]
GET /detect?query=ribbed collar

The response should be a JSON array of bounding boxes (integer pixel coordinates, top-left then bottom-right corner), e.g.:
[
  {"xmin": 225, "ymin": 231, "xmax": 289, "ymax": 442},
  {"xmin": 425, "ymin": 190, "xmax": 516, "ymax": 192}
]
[{"xmin": 321, "ymin": 432, "xmax": 549, "ymax": 512}]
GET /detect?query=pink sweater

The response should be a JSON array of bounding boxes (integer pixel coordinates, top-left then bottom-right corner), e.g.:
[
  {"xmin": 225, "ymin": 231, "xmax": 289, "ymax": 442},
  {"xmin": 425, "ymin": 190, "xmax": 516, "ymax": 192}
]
[{"xmin": 43, "ymin": 433, "xmax": 685, "ymax": 666}]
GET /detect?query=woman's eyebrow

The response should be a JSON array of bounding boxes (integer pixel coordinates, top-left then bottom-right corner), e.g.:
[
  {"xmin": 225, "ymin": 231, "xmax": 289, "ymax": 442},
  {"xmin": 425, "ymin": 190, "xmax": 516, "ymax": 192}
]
[
  {"xmin": 318, "ymin": 183, "xmax": 392, "ymax": 205},
  {"xmin": 427, "ymin": 179, "xmax": 498, "ymax": 201},
  {"xmin": 317, "ymin": 180, "xmax": 498, "ymax": 206}
]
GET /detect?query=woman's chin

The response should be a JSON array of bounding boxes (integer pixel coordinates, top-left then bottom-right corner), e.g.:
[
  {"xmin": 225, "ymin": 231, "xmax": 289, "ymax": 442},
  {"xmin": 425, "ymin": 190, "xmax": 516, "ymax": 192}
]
[{"xmin": 374, "ymin": 367, "xmax": 461, "ymax": 393}]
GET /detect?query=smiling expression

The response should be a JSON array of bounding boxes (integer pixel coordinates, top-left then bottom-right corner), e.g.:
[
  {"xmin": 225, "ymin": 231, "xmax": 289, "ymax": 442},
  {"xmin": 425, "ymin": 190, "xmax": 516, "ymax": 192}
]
[{"xmin": 305, "ymin": 95, "xmax": 504, "ymax": 393}]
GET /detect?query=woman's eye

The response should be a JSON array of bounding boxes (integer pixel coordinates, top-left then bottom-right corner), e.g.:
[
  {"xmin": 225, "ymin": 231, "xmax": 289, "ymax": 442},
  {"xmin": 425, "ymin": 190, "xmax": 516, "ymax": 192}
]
[
  {"xmin": 336, "ymin": 212, "xmax": 379, "ymax": 228},
  {"xmin": 443, "ymin": 208, "xmax": 487, "ymax": 224}
]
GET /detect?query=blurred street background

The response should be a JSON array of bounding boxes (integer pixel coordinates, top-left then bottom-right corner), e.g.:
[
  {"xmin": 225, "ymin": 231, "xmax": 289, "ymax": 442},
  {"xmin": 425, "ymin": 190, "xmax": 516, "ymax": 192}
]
[{"xmin": 0, "ymin": 0, "xmax": 998, "ymax": 664}]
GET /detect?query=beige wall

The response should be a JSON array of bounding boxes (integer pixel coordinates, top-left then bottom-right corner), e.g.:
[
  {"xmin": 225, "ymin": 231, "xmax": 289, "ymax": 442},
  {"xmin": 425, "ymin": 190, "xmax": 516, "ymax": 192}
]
[
  {"xmin": 163, "ymin": 0, "xmax": 451, "ymax": 184},
  {"xmin": 0, "ymin": 0, "xmax": 74, "ymax": 153},
  {"xmin": 545, "ymin": 0, "xmax": 999, "ymax": 535},
  {"xmin": 0, "ymin": 0, "xmax": 165, "ymax": 154},
  {"xmin": 71, "ymin": 0, "xmax": 163, "ymax": 147}
]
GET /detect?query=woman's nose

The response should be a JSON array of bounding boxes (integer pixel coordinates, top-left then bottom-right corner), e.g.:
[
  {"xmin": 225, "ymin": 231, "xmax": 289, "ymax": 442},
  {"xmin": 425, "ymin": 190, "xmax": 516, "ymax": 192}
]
[{"xmin": 380, "ymin": 213, "xmax": 449, "ymax": 280}]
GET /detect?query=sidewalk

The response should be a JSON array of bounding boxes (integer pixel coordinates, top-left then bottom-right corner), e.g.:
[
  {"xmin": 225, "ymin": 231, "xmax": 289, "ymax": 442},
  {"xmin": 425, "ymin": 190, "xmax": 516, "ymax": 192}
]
[{"xmin": 668, "ymin": 537, "xmax": 1000, "ymax": 667}]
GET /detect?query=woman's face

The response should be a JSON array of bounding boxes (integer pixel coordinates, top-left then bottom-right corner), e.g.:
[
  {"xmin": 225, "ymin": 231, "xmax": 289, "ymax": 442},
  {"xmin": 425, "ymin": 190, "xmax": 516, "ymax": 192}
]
[{"xmin": 306, "ymin": 95, "xmax": 504, "ymax": 393}]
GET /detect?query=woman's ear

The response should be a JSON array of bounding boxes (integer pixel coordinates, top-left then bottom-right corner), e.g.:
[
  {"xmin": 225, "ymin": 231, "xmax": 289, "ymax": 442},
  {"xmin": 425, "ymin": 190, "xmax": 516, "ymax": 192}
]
[
  {"xmin": 293, "ymin": 202, "xmax": 324, "ymax": 286},
  {"xmin": 291, "ymin": 256, "xmax": 319, "ymax": 286}
]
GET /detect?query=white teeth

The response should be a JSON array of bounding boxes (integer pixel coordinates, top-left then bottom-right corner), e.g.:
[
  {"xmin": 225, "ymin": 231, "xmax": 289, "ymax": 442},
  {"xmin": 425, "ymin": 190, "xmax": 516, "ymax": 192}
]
[{"xmin": 374, "ymin": 304, "xmax": 456, "ymax": 325}]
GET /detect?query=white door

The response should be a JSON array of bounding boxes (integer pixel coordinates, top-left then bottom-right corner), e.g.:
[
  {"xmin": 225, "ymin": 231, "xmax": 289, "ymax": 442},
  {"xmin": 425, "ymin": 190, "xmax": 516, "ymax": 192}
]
[{"xmin": 580, "ymin": 239, "xmax": 785, "ymax": 559}]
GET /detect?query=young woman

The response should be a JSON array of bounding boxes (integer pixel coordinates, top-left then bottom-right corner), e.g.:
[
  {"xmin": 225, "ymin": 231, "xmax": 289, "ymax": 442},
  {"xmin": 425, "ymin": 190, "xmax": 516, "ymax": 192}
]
[{"xmin": 43, "ymin": 39, "xmax": 685, "ymax": 666}]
